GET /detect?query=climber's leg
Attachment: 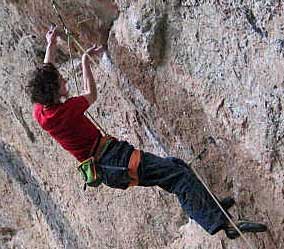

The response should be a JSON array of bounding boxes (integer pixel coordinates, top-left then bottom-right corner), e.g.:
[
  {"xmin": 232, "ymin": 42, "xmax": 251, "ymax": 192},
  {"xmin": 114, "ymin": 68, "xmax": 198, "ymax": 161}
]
[{"xmin": 138, "ymin": 152, "xmax": 228, "ymax": 235}]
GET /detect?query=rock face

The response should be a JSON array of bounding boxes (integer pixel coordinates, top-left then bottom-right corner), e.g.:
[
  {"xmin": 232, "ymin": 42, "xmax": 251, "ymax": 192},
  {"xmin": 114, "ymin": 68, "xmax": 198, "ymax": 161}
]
[{"xmin": 1, "ymin": 0, "xmax": 284, "ymax": 248}]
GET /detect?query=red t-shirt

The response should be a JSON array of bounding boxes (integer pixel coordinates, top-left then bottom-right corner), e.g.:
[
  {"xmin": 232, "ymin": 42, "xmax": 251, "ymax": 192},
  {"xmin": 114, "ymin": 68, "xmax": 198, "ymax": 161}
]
[{"xmin": 33, "ymin": 96, "xmax": 101, "ymax": 162}]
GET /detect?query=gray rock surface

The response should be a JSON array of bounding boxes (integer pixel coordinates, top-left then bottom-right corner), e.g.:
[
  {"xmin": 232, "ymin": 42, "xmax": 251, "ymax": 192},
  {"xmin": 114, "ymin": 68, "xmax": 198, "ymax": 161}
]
[{"xmin": 1, "ymin": 0, "xmax": 283, "ymax": 248}]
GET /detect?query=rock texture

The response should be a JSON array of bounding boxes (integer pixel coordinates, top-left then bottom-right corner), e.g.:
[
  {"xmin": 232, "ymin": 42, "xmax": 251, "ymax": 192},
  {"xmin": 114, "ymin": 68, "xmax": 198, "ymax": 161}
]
[{"xmin": 1, "ymin": 0, "xmax": 284, "ymax": 248}]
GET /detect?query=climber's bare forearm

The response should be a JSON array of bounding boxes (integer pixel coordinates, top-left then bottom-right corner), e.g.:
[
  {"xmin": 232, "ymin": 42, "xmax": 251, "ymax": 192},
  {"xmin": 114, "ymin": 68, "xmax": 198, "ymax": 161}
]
[
  {"xmin": 44, "ymin": 27, "xmax": 58, "ymax": 64},
  {"xmin": 82, "ymin": 55, "xmax": 97, "ymax": 104},
  {"xmin": 80, "ymin": 44, "xmax": 104, "ymax": 104},
  {"xmin": 44, "ymin": 43, "xmax": 56, "ymax": 64}
]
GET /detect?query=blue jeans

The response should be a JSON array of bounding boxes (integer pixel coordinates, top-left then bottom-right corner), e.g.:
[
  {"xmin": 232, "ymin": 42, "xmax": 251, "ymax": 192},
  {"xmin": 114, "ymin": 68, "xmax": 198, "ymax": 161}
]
[{"xmin": 97, "ymin": 140, "xmax": 227, "ymax": 235}]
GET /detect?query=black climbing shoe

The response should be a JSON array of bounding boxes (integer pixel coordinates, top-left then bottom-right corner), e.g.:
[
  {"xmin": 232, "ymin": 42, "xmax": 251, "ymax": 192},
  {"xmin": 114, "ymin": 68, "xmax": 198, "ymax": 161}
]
[
  {"xmin": 220, "ymin": 196, "xmax": 235, "ymax": 210},
  {"xmin": 224, "ymin": 220, "xmax": 267, "ymax": 240}
]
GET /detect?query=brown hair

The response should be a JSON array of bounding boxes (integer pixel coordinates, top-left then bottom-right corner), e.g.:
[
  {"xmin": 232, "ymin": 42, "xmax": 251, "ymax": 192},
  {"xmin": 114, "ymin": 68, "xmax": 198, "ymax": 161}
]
[{"xmin": 26, "ymin": 63, "xmax": 60, "ymax": 106}]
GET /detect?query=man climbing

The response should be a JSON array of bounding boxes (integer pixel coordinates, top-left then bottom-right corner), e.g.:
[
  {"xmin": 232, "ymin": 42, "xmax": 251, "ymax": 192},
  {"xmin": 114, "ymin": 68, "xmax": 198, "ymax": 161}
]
[{"xmin": 26, "ymin": 27, "xmax": 267, "ymax": 241}]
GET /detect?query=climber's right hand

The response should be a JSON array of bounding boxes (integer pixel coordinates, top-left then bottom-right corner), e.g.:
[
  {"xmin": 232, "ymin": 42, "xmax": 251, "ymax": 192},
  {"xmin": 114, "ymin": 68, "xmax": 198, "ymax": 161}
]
[{"xmin": 46, "ymin": 25, "xmax": 58, "ymax": 46}]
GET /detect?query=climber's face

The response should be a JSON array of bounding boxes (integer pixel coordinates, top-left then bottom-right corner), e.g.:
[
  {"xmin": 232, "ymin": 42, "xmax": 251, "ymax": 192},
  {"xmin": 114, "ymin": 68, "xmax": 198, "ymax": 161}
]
[{"xmin": 58, "ymin": 75, "xmax": 69, "ymax": 97}]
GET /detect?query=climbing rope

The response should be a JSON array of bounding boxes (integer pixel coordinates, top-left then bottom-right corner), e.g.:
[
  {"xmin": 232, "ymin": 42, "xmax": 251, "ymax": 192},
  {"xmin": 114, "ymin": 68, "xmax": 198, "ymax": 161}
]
[
  {"xmin": 49, "ymin": 1, "xmax": 257, "ymax": 248},
  {"xmin": 189, "ymin": 147, "xmax": 256, "ymax": 249}
]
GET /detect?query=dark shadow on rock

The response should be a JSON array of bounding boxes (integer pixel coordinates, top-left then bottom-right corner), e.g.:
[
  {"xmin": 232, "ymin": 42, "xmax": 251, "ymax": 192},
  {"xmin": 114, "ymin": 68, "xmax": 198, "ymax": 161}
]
[{"xmin": 0, "ymin": 141, "xmax": 86, "ymax": 249}]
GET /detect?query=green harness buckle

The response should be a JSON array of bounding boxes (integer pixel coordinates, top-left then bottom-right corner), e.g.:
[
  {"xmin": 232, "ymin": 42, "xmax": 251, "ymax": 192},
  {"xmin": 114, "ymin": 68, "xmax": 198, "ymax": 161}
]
[{"xmin": 77, "ymin": 157, "xmax": 102, "ymax": 190}]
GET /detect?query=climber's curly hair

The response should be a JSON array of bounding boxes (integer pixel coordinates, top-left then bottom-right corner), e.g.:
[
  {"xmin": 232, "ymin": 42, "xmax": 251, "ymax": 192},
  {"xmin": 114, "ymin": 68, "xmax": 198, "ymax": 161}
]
[{"xmin": 26, "ymin": 63, "xmax": 61, "ymax": 106}]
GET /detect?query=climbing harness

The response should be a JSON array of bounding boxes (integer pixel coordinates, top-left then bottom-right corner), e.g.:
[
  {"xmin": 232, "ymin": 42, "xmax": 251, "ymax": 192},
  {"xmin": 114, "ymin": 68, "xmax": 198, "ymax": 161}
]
[
  {"xmin": 77, "ymin": 135, "xmax": 141, "ymax": 189},
  {"xmin": 49, "ymin": 1, "xmax": 258, "ymax": 248}
]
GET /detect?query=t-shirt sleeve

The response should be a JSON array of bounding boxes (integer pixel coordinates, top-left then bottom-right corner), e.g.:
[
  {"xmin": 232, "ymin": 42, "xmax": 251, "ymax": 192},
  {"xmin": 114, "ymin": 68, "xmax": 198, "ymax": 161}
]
[
  {"xmin": 33, "ymin": 104, "xmax": 39, "ymax": 121},
  {"xmin": 33, "ymin": 103, "xmax": 43, "ymax": 123},
  {"xmin": 64, "ymin": 96, "xmax": 90, "ymax": 115}
]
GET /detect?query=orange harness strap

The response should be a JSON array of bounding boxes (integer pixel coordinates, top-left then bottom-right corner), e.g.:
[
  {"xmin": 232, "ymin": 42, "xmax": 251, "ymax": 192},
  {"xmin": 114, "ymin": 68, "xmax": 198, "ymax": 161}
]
[
  {"xmin": 128, "ymin": 149, "xmax": 141, "ymax": 187},
  {"xmin": 93, "ymin": 135, "xmax": 116, "ymax": 162}
]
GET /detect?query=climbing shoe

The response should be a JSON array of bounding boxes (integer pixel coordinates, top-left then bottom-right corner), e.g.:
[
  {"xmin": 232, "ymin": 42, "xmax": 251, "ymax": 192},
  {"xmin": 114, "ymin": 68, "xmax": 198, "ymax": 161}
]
[
  {"xmin": 220, "ymin": 196, "xmax": 235, "ymax": 210},
  {"xmin": 224, "ymin": 220, "xmax": 267, "ymax": 240}
]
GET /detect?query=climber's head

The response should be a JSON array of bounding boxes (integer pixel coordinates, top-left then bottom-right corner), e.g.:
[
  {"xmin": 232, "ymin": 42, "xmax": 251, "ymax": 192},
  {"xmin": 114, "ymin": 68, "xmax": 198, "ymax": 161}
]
[{"xmin": 26, "ymin": 63, "xmax": 68, "ymax": 106}]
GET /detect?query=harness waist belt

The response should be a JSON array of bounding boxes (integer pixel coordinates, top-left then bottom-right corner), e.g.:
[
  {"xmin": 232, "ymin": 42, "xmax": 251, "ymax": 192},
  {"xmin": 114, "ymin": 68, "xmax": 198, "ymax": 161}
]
[{"xmin": 93, "ymin": 135, "xmax": 117, "ymax": 162}]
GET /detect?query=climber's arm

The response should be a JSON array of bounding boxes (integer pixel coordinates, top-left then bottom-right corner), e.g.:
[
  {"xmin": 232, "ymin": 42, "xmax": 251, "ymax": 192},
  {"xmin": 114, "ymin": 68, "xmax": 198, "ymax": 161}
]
[
  {"xmin": 81, "ymin": 44, "xmax": 104, "ymax": 105},
  {"xmin": 44, "ymin": 27, "xmax": 57, "ymax": 64}
]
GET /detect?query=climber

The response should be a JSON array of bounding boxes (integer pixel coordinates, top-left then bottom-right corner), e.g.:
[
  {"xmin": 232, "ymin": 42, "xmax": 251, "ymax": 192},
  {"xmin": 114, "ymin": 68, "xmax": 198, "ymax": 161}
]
[{"xmin": 26, "ymin": 26, "xmax": 267, "ymax": 240}]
